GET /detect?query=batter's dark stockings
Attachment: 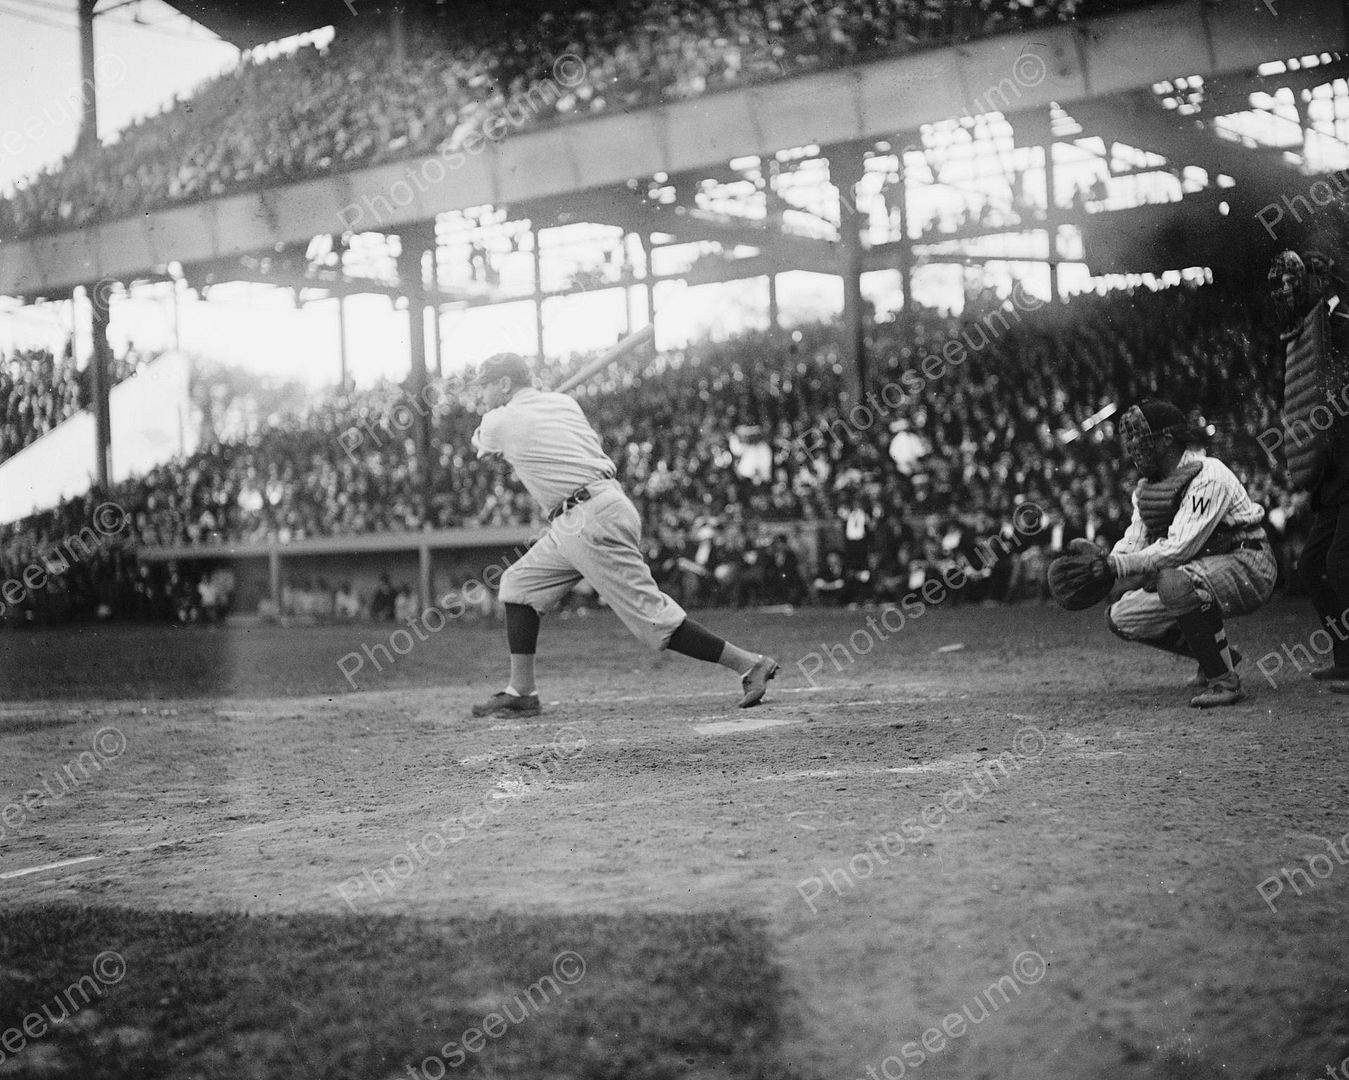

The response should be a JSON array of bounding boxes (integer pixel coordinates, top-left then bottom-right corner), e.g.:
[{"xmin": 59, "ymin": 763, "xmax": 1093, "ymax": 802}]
[
  {"xmin": 505, "ymin": 603, "xmax": 541, "ymax": 654},
  {"xmin": 505, "ymin": 602, "xmax": 541, "ymax": 697},
  {"xmin": 667, "ymin": 619, "xmax": 725, "ymax": 663},
  {"xmin": 668, "ymin": 618, "xmax": 759, "ymax": 673}
]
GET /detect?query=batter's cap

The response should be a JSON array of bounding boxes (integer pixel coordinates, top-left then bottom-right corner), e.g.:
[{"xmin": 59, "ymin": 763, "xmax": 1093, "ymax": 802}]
[{"xmin": 478, "ymin": 352, "xmax": 532, "ymax": 387}]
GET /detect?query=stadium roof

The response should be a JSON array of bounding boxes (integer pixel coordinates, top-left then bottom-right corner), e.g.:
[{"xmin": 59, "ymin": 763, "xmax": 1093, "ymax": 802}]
[
  {"xmin": 159, "ymin": 0, "xmax": 1170, "ymax": 51},
  {"xmin": 157, "ymin": 0, "xmax": 637, "ymax": 49},
  {"xmin": 159, "ymin": 0, "xmax": 364, "ymax": 48}
]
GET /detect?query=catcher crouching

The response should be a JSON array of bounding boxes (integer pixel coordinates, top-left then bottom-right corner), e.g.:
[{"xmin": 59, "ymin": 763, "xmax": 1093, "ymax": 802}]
[{"xmin": 1049, "ymin": 399, "xmax": 1276, "ymax": 707}]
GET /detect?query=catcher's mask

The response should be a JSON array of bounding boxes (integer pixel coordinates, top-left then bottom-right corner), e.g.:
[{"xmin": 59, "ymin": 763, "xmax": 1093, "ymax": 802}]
[{"xmin": 1120, "ymin": 401, "xmax": 1187, "ymax": 480}]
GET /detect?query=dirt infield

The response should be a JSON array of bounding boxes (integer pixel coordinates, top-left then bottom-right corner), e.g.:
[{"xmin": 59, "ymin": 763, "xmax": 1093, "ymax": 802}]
[{"xmin": 2, "ymin": 600, "xmax": 1347, "ymax": 1079}]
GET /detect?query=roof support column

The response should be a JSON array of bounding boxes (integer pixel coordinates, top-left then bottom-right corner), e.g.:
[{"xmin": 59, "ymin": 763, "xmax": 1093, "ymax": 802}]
[
  {"xmin": 533, "ymin": 223, "xmax": 546, "ymax": 362},
  {"xmin": 87, "ymin": 283, "xmax": 114, "ymax": 489},
  {"xmin": 765, "ymin": 159, "xmax": 785, "ymax": 332},
  {"xmin": 77, "ymin": 0, "xmax": 99, "ymax": 153},
  {"xmin": 398, "ymin": 223, "xmax": 436, "ymax": 516},
  {"xmin": 641, "ymin": 233, "xmax": 657, "ymax": 331},
  {"xmin": 1032, "ymin": 108, "xmax": 1063, "ymax": 303},
  {"xmin": 890, "ymin": 142, "xmax": 915, "ymax": 318},
  {"xmin": 337, "ymin": 294, "xmax": 350, "ymax": 389},
  {"xmin": 832, "ymin": 145, "xmax": 869, "ymax": 397},
  {"xmin": 390, "ymin": 1, "xmax": 407, "ymax": 66}
]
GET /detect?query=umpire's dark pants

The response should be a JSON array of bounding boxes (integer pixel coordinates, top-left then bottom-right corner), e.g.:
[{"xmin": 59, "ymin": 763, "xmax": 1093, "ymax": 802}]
[{"xmin": 1297, "ymin": 501, "xmax": 1349, "ymax": 663}]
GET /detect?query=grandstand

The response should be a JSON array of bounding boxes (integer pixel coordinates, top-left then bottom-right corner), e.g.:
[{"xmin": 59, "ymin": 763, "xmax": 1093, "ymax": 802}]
[
  {"xmin": 4, "ymin": 2, "xmax": 1349, "ymax": 1079},
  {"xmin": 0, "ymin": 0, "xmax": 1344, "ymax": 625}
]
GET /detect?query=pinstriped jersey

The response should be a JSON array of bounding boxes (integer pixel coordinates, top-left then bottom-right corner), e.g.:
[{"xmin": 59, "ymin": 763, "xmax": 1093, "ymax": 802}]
[{"xmin": 1109, "ymin": 448, "xmax": 1265, "ymax": 577}]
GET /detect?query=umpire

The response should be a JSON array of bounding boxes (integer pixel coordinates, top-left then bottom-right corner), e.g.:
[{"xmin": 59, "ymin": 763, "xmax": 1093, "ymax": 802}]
[{"xmin": 1273, "ymin": 250, "xmax": 1349, "ymax": 682}]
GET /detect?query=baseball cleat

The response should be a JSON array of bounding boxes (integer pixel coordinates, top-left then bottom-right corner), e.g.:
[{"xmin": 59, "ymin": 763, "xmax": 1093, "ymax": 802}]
[
  {"xmin": 1310, "ymin": 664, "xmax": 1349, "ymax": 681},
  {"xmin": 1187, "ymin": 648, "xmax": 1243, "ymax": 688},
  {"xmin": 738, "ymin": 655, "xmax": 779, "ymax": 708},
  {"xmin": 471, "ymin": 691, "xmax": 542, "ymax": 718},
  {"xmin": 1190, "ymin": 672, "xmax": 1244, "ymax": 708}
]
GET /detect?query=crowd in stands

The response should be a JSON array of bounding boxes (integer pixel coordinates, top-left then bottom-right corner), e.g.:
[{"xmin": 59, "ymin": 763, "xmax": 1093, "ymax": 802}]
[
  {"xmin": 0, "ymin": 0, "xmax": 1090, "ymax": 239},
  {"xmin": 0, "ymin": 280, "xmax": 1301, "ymax": 626},
  {"xmin": 0, "ymin": 490, "xmax": 185, "ymax": 626},
  {"xmin": 0, "ymin": 346, "xmax": 145, "ymax": 461}
]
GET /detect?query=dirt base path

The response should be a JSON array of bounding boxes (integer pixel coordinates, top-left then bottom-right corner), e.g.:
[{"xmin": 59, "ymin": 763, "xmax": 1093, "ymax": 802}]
[{"xmin": 2, "ymin": 601, "xmax": 1346, "ymax": 1078}]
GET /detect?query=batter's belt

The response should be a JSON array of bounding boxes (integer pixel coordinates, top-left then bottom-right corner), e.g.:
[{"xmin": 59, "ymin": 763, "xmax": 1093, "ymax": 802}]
[{"xmin": 547, "ymin": 474, "xmax": 618, "ymax": 521}]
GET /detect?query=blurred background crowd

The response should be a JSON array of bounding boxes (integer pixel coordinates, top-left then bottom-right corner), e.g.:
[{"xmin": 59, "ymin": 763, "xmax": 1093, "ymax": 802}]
[
  {"xmin": 0, "ymin": 346, "xmax": 145, "ymax": 460},
  {"xmin": 0, "ymin": 0, "xmax": 1091, "ymax": 239},
  {"xmin": 0, "ymin": 280, "xmax": 1302, "ymax": 625}
]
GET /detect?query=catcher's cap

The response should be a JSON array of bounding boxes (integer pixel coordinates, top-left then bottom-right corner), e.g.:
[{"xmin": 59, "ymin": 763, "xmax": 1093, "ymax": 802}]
[
  {"xmin": 478, "ymin": 352, "xmax": 532, "ymax": 387},
  {"xmin": 1134, "ymin": 399, "xmax": 1187, "ymax": 436},
  {"xmin": 1122, "ymin": 396, "xmax": 1187, "ymax": 442}
]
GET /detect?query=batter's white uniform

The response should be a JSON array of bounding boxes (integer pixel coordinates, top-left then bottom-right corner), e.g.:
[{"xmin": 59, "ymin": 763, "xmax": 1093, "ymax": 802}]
[
  {"xmin": 1107, "ymin": 448, "xmax": 1276, "ymax": 638},
  {"xmin": 472, "ymin": 387, "xmax": 687, "ymax": 649}
]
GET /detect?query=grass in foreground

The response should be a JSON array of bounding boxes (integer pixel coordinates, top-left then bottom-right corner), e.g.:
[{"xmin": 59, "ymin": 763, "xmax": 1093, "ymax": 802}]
[{"xmin": 0, "ymin": 904, "xmax": 806, "ymax": 1080}]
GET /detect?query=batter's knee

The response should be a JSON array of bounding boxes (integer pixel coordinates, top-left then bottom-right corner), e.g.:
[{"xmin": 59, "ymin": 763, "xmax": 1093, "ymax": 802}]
[
  {"xmin": 1155, "ymin": 567, "xmax": 1200, "ymax": 613},
  {"xmin": 631, "ymin": 599, "xmax": 688, "ymax": 652},
  {"xmin": 621, "ymin": 614, "xmax": 680, "ymax": 652},
  {"xmin": 498, "ymin": 565, "xmax": 530, "ymax": 607}
]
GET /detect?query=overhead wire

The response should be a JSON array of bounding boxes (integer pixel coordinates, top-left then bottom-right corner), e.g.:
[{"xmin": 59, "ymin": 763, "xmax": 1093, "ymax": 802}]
[
  {"xmin": 0, "ymin": 0, "xmax": 229, "ymax": 41},
  {"xmin": 0, "ymin": 1, "xmax": 79, "ymax": 32},
  {"xmin": 1, "ymin": 0, "xmax": 79, "ymax": 15}
]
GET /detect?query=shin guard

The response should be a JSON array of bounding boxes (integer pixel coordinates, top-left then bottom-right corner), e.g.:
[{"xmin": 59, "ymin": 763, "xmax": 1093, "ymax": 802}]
[{"xmin": 1176, "ymin": 601, "xmax": 1234, "ymax": 680}]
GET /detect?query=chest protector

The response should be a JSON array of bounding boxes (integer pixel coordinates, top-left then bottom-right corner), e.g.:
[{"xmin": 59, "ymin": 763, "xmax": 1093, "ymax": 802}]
[
  {"xmin": 1282, "ymin": 300, "xmax": 1334, "ymax": 492},
  {"xmin": 1136, "ymin": 461, "xmax": 1203, "ymax": 541}
]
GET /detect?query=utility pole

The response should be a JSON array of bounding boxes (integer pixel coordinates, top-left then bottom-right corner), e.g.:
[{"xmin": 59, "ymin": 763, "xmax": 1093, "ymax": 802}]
[{"xmin": 76, "ymin": 0, "xmax": 99, "ymax": 152}]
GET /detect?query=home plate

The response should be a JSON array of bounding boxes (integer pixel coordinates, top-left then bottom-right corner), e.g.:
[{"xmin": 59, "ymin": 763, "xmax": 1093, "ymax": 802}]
[{"xmin": 692, "ymin": 716, "xmax": 801, "ymax": 736}]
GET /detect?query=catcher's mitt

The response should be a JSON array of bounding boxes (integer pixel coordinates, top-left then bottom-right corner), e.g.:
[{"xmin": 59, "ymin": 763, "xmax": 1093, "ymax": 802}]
[{"xmin": 1048, "ymin": 544, "xmax": 1115, "ymax": 611}]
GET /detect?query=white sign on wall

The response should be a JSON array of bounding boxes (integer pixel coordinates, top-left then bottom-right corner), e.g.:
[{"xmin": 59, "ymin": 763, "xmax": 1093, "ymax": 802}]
[{"xmin": 0, "ymin": 351, "xmax": 195, "ymax": 525}]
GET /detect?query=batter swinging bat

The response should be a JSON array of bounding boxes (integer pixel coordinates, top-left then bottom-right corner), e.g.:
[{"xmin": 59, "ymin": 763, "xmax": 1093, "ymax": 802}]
[{"xmin": 551, "ymin": 323, "xmax": 655, "ymax": 395}]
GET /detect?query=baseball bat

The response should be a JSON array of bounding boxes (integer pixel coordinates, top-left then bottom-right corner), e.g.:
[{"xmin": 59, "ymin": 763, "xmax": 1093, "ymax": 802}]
[{"xmin": 551, "ymin": 323, "xmax": 656, "ymax": 394}]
